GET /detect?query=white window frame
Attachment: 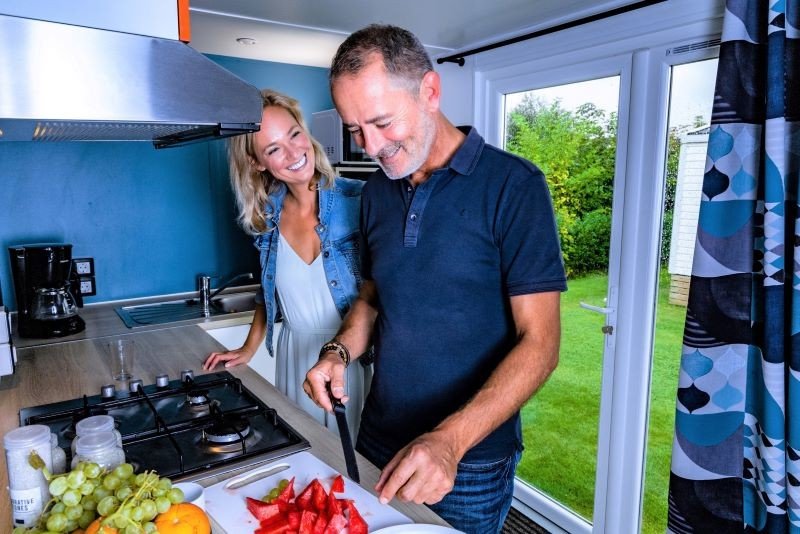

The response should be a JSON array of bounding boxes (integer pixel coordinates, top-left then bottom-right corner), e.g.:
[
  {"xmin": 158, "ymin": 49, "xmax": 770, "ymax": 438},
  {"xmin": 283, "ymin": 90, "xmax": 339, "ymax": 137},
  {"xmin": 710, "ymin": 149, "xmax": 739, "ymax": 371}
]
[{"xmin": 470, "ymin": 1, "xmax": 725, "ymax": 532}]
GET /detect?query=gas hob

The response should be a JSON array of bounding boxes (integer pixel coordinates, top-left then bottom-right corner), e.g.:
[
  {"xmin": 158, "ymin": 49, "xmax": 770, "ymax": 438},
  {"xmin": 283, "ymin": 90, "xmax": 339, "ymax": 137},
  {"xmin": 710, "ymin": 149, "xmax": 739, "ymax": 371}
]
[{"xmin": 19, "ymin": 371, "xmax": 310, "ymax": 480}]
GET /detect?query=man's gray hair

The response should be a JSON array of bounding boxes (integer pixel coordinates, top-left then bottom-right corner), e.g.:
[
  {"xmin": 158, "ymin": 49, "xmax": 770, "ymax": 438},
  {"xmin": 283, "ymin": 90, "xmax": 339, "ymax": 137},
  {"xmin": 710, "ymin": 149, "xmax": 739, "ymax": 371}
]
[{"xmin": 330, "ymin": 24, "xmax": 433, "ymax": 93}]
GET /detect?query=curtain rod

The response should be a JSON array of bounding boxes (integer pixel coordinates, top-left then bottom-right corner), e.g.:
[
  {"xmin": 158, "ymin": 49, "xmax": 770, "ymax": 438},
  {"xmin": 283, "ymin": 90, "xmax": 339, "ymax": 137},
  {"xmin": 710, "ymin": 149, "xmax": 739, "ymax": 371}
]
[{"xmin": 436, "ymin": 0, "xmax": 668, "ymax": 66}]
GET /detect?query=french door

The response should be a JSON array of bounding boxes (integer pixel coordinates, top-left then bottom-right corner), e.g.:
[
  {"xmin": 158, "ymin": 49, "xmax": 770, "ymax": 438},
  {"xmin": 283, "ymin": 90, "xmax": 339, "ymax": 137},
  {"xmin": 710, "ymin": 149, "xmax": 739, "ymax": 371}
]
[
  {"xmin": 480, "ymin": 43, "xmax": 719, "ymax": 532},
  {"xmin": 486, "ymin": 56, "xmax": 631, "ymax": 533}
]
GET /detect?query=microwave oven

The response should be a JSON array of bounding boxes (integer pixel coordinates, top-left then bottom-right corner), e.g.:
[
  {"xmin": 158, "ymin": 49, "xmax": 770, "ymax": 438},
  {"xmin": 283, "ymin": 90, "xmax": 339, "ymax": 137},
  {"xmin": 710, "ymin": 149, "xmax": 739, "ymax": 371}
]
[{"xmin": 311, "ymin": 109, "xmax": 374, "ymax": 164}]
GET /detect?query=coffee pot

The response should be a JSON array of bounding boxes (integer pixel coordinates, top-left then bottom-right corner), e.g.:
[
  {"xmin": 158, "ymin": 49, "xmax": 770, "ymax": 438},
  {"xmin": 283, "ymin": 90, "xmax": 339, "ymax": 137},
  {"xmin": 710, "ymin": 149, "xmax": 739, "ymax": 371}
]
[{"xmin": 8, "ymin": 244, "xmax": 85, "ymax": 338}]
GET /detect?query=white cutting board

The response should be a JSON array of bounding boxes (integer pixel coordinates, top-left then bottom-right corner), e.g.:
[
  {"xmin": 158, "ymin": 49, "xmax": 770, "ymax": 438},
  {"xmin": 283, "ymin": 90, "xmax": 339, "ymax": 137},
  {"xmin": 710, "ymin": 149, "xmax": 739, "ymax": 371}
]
[{"xmin": 204, "ymin": 451, "xmax": 412, "ymax": 533}]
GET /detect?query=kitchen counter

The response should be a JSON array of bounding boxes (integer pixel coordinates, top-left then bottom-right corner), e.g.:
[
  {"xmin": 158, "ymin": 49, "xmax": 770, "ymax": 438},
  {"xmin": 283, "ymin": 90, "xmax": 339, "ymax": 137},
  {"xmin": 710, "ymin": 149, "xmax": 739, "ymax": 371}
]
[
  {"xmin": 11, "ymin": 287, "xmax": 259, "ymax": 349},
  {"xmin": 0, "ymin": 322, "xmax": 449, "ymax": 531}
]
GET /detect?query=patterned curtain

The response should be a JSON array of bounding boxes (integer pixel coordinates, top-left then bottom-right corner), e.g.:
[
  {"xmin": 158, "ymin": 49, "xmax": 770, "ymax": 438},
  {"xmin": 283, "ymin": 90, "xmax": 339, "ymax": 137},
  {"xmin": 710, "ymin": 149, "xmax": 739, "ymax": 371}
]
[{"xmin": 667, "ymin": 0, "xmax": 800, "ymax": 532}]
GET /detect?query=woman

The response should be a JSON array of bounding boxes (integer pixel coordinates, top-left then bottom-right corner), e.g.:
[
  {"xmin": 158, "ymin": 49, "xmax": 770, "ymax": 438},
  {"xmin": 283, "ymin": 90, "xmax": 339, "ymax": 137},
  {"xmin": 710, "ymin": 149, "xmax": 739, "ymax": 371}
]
[{"xmin": 203, "ymin": 89, "xmax": 369, "ymax": 438}]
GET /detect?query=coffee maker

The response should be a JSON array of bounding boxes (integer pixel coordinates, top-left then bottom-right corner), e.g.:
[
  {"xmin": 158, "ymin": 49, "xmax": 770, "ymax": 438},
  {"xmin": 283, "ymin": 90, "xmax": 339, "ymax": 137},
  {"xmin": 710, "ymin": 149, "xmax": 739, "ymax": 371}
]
[{"xmin": 8, "ymin": 243, "xmax": 85, "ymax": 338}]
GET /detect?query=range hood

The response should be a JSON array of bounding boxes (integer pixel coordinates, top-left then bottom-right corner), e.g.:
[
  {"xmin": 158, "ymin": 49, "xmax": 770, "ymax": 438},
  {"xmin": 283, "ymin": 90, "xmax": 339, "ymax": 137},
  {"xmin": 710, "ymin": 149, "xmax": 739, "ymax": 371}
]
[{"xmin": 0, "ymin": 14, "xmax": 262, "ymax": 149}]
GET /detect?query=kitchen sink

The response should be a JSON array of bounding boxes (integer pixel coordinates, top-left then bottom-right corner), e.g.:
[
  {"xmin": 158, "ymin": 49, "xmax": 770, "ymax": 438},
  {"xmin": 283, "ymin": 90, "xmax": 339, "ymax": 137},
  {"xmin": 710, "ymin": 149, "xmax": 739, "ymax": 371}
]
[{"xmin": 115, "ymin": 291, "xmax": 258, "ymax": 328}]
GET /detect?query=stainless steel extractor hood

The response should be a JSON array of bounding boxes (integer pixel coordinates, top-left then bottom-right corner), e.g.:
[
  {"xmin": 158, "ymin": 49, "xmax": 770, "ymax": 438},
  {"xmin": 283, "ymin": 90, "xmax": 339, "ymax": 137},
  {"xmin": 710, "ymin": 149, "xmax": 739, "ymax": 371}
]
[{"xmin": 0, "ymin": 14, "xmax": 262, "ymax": 149}]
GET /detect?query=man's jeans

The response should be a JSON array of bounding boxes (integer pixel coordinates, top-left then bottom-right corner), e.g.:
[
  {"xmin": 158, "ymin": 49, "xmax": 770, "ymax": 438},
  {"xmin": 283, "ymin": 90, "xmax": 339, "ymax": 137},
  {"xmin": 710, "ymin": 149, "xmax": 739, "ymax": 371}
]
[
  {"xmin": 429, "ymin": 450, "xmax": 521, "ymax": 534},
  {"xmin": 357, "ymin": 437, "xmax": 521, "ymax": 534}
]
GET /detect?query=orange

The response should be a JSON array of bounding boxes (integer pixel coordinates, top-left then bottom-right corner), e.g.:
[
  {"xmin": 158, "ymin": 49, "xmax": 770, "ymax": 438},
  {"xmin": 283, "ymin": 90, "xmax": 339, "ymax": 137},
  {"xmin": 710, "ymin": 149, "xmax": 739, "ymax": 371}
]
[
  {"xmin": 154, "ymin": 503, "xmax": 211, "ymax": 534},
  {"xmin": 84, "ymin": 519, "xmax": 119, "ymax": 534}
]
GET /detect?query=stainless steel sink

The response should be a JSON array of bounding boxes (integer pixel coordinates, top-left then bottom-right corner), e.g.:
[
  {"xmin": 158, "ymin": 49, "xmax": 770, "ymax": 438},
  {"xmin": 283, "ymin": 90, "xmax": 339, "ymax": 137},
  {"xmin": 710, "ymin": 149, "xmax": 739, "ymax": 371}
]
[{"xmin": 115, "ymin": 291, "xmax": 258, "ymax": 328}]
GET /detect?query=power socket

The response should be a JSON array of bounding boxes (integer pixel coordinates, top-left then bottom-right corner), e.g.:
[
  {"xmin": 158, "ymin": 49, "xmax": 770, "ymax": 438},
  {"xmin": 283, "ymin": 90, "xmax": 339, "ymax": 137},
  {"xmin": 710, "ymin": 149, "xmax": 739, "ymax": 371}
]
[
  {"xmin": 73, "ymin": 257, "xmax": 94, "ymax": 276},
  {"xmin": 78, "ymin": 277, "xmax": 96, "ymax": 296}
]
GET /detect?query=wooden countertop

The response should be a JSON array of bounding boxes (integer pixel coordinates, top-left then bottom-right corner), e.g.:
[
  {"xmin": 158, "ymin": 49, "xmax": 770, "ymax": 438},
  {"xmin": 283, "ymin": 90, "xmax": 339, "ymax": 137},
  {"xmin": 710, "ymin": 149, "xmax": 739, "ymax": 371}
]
[{"xmin": 0, "ymin": 322, "xmax": 448, "ymax": 531}]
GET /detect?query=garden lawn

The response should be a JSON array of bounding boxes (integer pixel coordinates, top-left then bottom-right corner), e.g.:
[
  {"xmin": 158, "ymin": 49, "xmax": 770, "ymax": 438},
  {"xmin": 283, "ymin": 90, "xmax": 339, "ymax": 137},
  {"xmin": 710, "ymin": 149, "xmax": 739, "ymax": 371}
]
[{"xmin": 516, "ymin": 270, "xmax": 685, "ymax": 533}]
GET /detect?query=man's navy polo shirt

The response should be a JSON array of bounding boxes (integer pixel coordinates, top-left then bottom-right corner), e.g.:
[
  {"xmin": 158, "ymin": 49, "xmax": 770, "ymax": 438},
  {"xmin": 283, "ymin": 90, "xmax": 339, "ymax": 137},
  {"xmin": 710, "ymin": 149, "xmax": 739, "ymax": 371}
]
[{"xmin": 357, "ymin": 127, "xmax": 567, "ymax": 463}]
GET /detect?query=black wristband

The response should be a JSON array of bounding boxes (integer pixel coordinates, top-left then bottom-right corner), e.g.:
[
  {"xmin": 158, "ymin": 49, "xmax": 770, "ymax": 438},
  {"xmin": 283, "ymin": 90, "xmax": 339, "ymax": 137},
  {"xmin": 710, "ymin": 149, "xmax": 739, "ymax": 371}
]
[{"xmin": 319, "ymin": 340, "xmax": 350, "ymax": 367}]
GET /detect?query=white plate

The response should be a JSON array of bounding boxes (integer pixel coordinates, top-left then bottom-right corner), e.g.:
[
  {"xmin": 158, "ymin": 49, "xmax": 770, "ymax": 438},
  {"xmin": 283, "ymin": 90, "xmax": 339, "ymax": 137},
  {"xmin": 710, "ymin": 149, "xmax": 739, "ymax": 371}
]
[{"xmin": 372, "ymin": 525, "xmax": 465, "ymax": 534}]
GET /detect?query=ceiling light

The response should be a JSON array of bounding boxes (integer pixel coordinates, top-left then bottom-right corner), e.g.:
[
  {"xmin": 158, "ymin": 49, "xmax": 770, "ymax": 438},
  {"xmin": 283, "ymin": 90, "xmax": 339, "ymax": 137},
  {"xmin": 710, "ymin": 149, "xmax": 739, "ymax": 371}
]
[{"xmin": 236, "ymin": 37, "xmax": 257, "ymax": 46}]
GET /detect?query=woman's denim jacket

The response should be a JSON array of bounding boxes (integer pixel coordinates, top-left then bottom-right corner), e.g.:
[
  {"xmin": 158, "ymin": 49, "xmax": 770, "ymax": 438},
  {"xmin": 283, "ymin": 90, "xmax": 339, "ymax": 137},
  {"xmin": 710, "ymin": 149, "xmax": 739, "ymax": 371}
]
[{"xmin": 253, "ymin": 177, "xmax": 365, "ymax": 357}]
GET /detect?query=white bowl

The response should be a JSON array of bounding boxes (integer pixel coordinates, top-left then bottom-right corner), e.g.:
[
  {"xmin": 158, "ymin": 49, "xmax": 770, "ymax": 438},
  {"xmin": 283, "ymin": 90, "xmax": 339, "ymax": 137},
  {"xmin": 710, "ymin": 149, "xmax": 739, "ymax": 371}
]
[{"xmin": 174, "ymin": 482, "xmax": 205, "ymax": 510}]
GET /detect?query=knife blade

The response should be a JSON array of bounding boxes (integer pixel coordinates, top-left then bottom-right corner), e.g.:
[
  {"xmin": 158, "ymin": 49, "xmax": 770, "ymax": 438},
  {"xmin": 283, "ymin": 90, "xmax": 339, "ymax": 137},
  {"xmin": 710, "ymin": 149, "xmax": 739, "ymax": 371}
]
[
  {"xmin": 224, "ymin": 463, "xmax": 291, "ymax": 490},
  {"xmin": 330, "ymin": 394, "xmax": 360, "ymax": 483}
]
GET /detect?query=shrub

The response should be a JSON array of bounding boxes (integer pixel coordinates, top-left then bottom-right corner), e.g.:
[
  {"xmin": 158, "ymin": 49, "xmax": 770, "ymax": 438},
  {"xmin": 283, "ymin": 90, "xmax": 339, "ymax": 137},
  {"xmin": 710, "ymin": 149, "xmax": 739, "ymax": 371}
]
[{"xmin": 564, "ymin": 209, "xmax": 611, "ymax": 276}]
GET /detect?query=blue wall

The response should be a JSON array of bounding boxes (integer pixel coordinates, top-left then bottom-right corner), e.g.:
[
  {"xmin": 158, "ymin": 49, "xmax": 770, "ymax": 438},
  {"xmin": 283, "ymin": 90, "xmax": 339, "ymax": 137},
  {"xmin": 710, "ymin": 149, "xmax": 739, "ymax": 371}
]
[{"xmin": 0, "ymin": 55, "xmax": 333, "ymax": 310}]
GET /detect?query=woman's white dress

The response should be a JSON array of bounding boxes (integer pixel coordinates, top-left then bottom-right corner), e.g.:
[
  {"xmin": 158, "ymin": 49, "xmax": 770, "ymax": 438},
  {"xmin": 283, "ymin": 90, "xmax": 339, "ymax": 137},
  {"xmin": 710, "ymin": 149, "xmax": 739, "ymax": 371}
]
[{"xmin": 274, "ymin": 234, "xmax": 369, "ymax": 439}]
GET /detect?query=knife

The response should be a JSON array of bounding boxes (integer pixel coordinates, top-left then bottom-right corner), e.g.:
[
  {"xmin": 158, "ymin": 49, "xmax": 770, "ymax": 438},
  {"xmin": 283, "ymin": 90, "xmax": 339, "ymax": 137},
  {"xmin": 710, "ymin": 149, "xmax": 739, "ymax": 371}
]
[
  {"xmin": 330, "ymin": 392, "xmax": 360, "ymax": 483},
  {"xmin": 224, "ymin": 463, "xmax": 291, "ymax": 490}
]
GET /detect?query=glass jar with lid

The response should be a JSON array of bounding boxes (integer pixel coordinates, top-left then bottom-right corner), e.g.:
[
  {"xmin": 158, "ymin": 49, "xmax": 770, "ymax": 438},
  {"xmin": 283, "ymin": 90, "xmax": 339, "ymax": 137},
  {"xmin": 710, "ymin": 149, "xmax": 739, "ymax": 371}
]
[
  {"xmin": 71, "ymin": 431, "xmax": 125, "ymax": 470},
  {"xmin": 4, "ymin": 424, "xmax": 53, "ymax": 527},
  {"xmin": 50, "ymin": 433, "xmax": 67, "ymax": 475},
  {"xmin": 71, "ymin": 415, "xmax": 122, "ymax": 455}
]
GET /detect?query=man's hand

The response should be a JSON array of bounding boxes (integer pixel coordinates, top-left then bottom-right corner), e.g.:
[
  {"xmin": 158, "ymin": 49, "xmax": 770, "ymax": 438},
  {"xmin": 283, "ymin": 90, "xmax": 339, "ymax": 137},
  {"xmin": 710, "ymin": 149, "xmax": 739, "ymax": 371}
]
[
  {"xmin": 374, "ymin": 429, "xmax": 460, "ymax": 505},
  {"xmin": 302, "ymin": 353, "xmax": 348, "ymax": 412}
]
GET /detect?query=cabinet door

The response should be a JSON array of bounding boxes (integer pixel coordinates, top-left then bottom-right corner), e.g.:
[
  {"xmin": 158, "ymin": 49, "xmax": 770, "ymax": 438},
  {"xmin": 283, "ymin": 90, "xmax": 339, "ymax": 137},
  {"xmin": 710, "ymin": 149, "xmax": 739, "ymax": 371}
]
[{"xmin": 205, "ymin": 323, "xmax": 278, "ymax": 384}]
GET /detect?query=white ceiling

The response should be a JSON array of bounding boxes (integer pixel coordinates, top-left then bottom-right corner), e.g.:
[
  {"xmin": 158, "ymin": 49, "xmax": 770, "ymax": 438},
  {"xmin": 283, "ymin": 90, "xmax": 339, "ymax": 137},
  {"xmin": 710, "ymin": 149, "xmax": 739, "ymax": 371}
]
[{"xmin": 187, "ymin": 0, "xmax": 646, "ymax": 68}]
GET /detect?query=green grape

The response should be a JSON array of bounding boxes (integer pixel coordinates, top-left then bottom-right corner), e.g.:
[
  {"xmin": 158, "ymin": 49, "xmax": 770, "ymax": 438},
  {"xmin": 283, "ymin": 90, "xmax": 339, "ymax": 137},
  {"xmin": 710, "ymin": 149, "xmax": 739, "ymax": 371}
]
[
  {"xmin": 156, "ymin": 477, "xmax": 172, "ymax": 491},
  {"xmin": 124, "ymin": 525, "xmax": 143, "ymax": 534},
  {"xmin": 81, "ymin": 495, "xmax": 97, "ymax": 511},
  {"xmin": 152, "ymin": 488, "xmax": 165, "ymax": 498},
  {"xmin": 51, "ymin": 502, "xmax": 66, "ymax": 514},
  {"xmin": 130, "ymin": 505, "xmax": 145, "ymax": 522},
  {"xmin": 79, "ymin": 480, "xmax": 96, "ymax": 496},
  {"xmin": 116, "ymin": 485, "xmax": 133, "ymax": 501},
  {"xmin": 155, "ymin": 496, "xmax": 171, "ymax": 514},
  {"xmin": 113, "ymin": 514, "xmax": 129, "ymax": 529},
  {"xmin": 93, "ymin": 485, "xmax": 111, "ymax": 501},
  {"xmin": 102, "ymin": 473, "xmax": 121, "ymax": 490},
  {"xmin": 140, "ymin": 499, "xmax": 157, "ymax": 521},
  {"xmin": 66, "ymin": 469, "xmax": 86, "ymax": 489},
  {"xmin": 62, "ymin": 488, "xmax": 81, "ymax": 507},
  {"xmin": 278, "ymin": 478, "xmax": 290, "ymax": 490},
  {"xmin": 65, "ymin": 518, "xmax": 78, "ymax": 532},
  {"xmin": 78, "ymin": 509, "xmax": 96, "ymax": 529},
  {"xmin": 267, "ymin": 487, "xmax": 280, "ymax": 501},
  {"xmin": 48, "ymin": 476, "xmax": 68, "ymax": 496},
  {"xmin": 45, "ymin": 512, "xmax": 67, "ymax": 532},
  {"xmin": 97, "ymin": 495, "xmax": 120, "ymax": 516},
  {"xmin": 134, "ymin": 473, "xmax": 148, "ymax": 486},
  {"xmin": 166, "ymin": 487, "xmax": 184, "ymax": 504},
  {"xmin": 65, "ymin": 504, "xmax": 83, "ymax": 520},
  {"xmin": 82, "ymin": 462, "xmax": 102, "ymax": 479},
  {"xmin": 113, "ymin": 463, "xmax": 135, "ymax": 480},
  {"xmin": 143, "ymin": 522, "xmax": 158, "ymax": 534}
]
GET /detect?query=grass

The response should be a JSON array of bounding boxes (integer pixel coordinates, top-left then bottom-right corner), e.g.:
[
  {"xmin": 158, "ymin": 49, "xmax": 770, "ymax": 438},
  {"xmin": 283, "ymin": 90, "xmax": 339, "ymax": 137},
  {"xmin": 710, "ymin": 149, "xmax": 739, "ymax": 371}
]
[{"xmin": 516, "ymin": 270, "xmax": 685, "ymax": 533}]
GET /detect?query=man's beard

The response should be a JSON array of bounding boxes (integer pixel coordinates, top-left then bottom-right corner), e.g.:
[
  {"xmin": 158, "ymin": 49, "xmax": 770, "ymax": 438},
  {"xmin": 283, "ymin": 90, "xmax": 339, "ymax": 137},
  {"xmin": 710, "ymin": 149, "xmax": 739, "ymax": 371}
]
[{"xmin": 373, "ymin": 112, "xmax": 436, "ymax": 180}]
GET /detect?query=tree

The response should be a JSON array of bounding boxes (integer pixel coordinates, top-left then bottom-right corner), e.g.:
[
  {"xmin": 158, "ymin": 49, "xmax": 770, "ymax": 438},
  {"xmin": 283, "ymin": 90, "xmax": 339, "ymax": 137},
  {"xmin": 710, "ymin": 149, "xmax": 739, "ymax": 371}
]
[{"xmin": 506, "ymin": 96, "xmax": 616, "ymax": 276}]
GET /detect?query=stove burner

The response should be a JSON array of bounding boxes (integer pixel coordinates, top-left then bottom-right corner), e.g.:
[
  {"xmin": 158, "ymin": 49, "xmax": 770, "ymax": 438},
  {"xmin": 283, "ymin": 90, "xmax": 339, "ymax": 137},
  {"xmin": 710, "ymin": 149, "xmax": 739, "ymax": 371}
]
[
  {"xmin": 186, "ymin": 389, "xmax": 210, "ymax": 407},
  {"xmin": 202, "ymin": 415, "xmax": 251, "ymax": 444}
]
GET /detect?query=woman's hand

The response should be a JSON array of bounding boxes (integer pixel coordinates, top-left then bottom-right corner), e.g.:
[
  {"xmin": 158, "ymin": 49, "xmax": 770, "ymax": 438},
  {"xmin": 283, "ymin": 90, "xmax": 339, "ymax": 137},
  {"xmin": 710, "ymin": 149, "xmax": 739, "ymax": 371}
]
[{"xmin": 202, "ymin": 347, "xmax": 255, "ymax": 370}]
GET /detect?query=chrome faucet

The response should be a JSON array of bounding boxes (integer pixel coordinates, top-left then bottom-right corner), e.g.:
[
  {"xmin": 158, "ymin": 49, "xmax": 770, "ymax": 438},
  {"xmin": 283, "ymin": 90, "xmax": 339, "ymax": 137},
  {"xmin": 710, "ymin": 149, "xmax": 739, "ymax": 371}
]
[{"xmin": 197, "ymin": 272, "xmax": 254, "ymax": 317}]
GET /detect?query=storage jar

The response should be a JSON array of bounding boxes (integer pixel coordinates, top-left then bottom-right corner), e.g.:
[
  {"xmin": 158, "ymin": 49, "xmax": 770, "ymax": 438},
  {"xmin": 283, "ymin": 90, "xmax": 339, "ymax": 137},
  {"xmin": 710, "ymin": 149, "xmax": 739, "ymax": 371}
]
[{"xmin": 4, "ymin": 424, "xmax": 53, "ymax": 528}]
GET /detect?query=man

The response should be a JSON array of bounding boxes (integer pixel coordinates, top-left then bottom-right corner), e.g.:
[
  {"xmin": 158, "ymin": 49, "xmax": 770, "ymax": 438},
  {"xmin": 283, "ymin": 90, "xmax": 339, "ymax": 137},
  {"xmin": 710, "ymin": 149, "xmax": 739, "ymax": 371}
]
[{"xmin": 303, "ymin": 24, "xmax": 566, "ymax": 533}]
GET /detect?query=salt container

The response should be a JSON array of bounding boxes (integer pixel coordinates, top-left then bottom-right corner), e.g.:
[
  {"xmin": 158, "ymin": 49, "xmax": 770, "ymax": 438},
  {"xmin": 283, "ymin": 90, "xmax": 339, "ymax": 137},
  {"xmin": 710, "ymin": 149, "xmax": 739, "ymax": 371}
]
[
  {"xmin": 71, "ymin": 415, "xmax": 122, "ymax": 455},
  {"xmin": 71, "ymin": 431, "xmax": 125, "ymax": 470},
  {"xmin": 4, "ymin": 424, "xmax": 53, "ymax": 528}
]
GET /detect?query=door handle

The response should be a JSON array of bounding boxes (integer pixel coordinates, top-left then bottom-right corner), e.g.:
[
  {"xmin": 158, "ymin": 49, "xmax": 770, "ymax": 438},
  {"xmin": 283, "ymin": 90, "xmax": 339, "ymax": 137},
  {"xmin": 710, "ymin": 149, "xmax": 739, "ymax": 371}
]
[{"xmin": 579, "ymin": 301, "xmax": 614, "ymax": 315}]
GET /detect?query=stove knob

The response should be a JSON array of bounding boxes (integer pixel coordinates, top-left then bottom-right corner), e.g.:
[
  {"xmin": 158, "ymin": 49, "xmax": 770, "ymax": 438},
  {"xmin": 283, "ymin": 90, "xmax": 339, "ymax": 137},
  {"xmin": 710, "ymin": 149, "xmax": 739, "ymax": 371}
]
[
  {"xmin": 129, "ymin": 379, "xmax": 144, "ymax": 393},
  {"xmin": 100, "ymin": 384, "xmax": 116, "ymax": 399},
  {"xmin": 181, "ymin": 369, "xmax": 194, "ymax": 382},
  {"xmin": 155, "ymin": 374, "xmax": 170, "ymax": 388}
]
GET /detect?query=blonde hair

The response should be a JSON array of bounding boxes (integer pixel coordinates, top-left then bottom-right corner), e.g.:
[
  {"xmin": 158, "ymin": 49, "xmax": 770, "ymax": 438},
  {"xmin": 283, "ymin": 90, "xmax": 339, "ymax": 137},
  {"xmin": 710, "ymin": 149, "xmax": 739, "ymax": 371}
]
[{"xmin": 228, "ymin": 89, "xmax": 336, "ymax": 235}]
